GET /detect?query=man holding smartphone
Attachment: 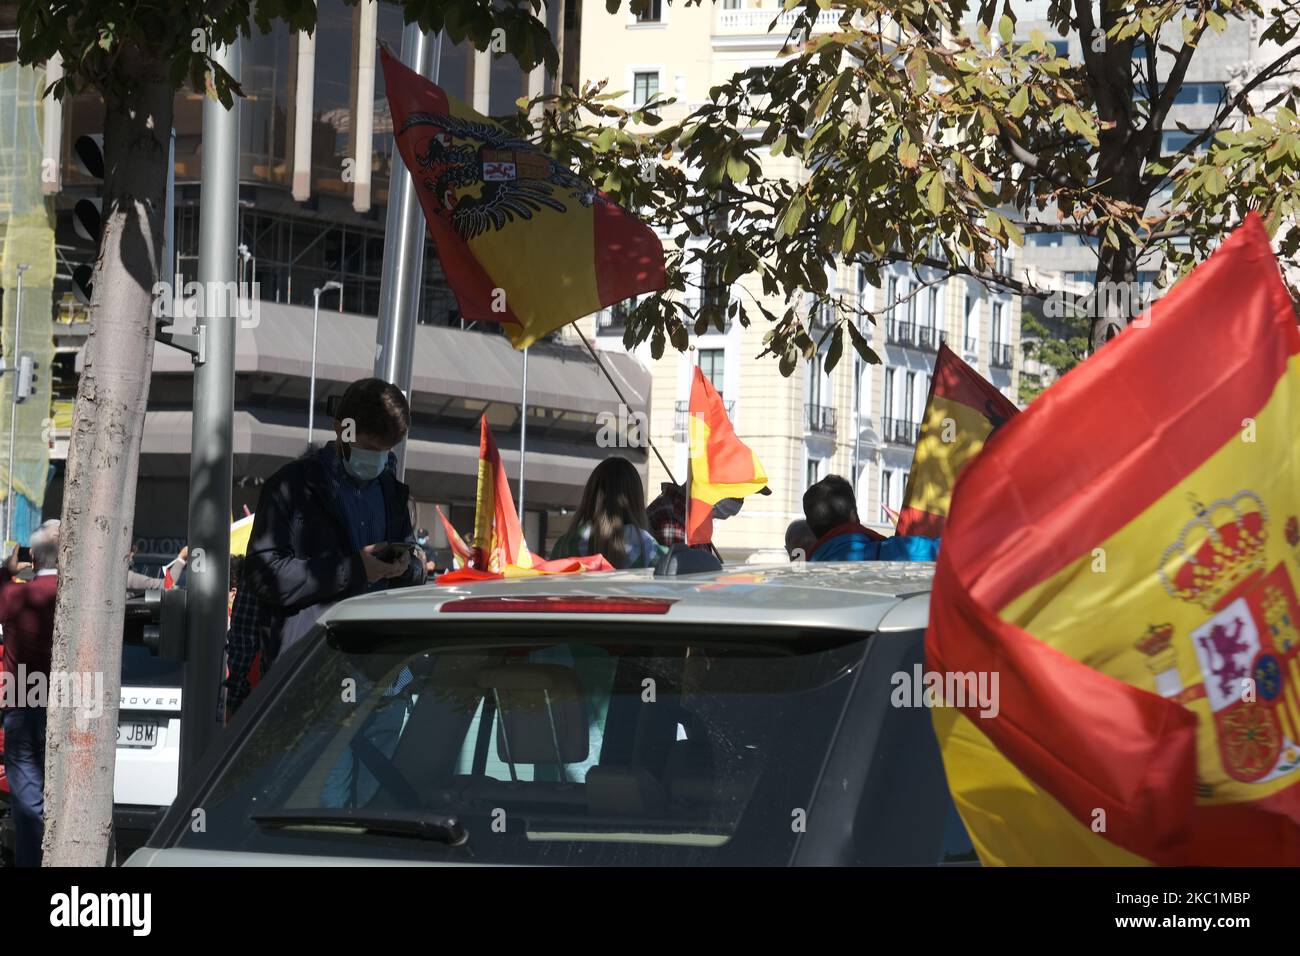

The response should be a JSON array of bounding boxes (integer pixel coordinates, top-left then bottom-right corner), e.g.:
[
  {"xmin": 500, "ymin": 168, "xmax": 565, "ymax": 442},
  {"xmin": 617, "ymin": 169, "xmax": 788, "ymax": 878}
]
[{"xmin": 225, "ymin": 378, "xmax": 426, "ymax": 718}]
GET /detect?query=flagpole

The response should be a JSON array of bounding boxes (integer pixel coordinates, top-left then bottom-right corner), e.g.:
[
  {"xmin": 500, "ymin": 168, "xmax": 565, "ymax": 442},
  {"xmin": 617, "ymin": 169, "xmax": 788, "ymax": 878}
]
[
  {"xmin": 573, "ymin": 324, "xmax": 680, "ymax": 487},
  {"xmin": 518, "ymin": 347, "xmax": 528, "ymax": 516},
  {"xmin": 573, "ymin": 324, "xmax": 725, "ymax": 562}
]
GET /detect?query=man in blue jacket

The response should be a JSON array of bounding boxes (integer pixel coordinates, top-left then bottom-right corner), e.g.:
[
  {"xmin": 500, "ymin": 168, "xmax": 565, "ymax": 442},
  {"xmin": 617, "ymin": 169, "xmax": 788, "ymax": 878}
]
[
  {"xmin": 224, "ymin": 378, "xmax": 424, "ymax": 717},
  {"xmin": 803, "ymin": 475, "xmax": 939, "ymax": 562}
]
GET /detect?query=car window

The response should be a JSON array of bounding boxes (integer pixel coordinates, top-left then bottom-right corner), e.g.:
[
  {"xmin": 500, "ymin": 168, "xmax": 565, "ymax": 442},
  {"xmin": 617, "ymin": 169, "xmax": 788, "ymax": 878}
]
[
  {"xmin": 176, "ymin": 621, "xmax": 868, "ymax": 865},
  {"xmin": 121, "ymin": 643, "xmax": 184, "ymax": 688}
]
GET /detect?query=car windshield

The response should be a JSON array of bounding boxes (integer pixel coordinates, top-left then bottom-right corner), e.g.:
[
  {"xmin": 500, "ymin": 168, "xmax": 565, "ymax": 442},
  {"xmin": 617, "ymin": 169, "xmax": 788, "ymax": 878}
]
[{"xmin": 176, "ymin": 621, "xmax": 868, "ymax": 865}]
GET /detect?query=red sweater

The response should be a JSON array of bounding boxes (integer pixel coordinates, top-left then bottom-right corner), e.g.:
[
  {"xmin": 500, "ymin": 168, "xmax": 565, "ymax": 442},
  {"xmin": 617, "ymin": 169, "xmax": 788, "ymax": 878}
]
[{"xmin": 0, "ymin": 570, "xmax": 58, "ymax": 702}]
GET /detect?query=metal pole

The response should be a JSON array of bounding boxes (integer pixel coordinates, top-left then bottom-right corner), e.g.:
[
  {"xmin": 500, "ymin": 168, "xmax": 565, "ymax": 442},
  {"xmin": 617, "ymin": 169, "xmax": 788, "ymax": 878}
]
[
  {"xmin": 5, "ymin": 264, "xmax": 29, "ymax": 545},
  {"xmin": 309, "ymin": 281, "xmax": 340, "ymax": 443},
  {"xmin": 373, "ymin": 24, "xmax": 442, "ymax": 480},
  {"xmin": 308, "ymin": 289, "xmax": 321, "ymax": 443},
  {"xmin": 181, "ymin": 38, "xmax": 240, "ymax": 782},
  {"xmin": 518, "ymin": 348, "xmax": 528, "ymax": 515},
  {"xmin": 161, "ymin": 129, "xmax": 175, "ymax": 288}
]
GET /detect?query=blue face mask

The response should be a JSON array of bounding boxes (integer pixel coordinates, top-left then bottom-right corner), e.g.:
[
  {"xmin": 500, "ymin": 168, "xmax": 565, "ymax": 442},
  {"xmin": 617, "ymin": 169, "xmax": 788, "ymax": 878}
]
[{"xmin": 342, "ymin": 444, "xmax": 387, "ymax": 482}]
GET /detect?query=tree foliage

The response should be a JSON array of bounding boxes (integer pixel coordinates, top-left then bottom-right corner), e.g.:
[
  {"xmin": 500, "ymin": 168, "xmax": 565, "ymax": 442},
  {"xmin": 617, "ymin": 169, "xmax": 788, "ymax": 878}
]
[{"xmin": 523, "ymin": 0, "xmax": 1300, "ymax": 373}]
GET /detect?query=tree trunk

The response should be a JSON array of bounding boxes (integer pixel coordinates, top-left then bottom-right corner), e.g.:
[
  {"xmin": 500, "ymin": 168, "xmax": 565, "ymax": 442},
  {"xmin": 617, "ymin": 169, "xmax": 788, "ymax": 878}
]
[
  {"xmin": 1089, "ymin": 234, "xmax": 1139, "ymax": 351},
  {"xmin": 42, "ymin": 78, "xmax": 172, "ymax": 867}
]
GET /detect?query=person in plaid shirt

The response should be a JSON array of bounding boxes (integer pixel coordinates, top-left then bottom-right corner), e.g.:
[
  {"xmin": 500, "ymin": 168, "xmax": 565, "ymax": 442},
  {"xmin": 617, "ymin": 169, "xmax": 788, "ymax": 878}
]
[{"xmin": 647, "ymin": 481, "xmax": 756, "ymax": 552}]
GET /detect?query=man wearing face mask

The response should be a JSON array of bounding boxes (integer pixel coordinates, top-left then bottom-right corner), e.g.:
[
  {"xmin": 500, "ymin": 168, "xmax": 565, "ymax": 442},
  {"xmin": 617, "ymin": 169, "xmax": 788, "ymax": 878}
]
[{"xmin": 224, "ymin": 378, "xmax": 425, "ymax": 718}]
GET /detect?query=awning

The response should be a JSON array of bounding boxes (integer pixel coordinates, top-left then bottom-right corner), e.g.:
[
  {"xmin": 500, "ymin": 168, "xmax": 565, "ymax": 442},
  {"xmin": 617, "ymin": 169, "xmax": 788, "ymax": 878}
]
[
  {"xmin": 138, "ymin": 409, "xmax": 620, "ymax": 506},
  {"xmin": 139, "ymin": 301, "xmax": 649, "ymax": 418}
]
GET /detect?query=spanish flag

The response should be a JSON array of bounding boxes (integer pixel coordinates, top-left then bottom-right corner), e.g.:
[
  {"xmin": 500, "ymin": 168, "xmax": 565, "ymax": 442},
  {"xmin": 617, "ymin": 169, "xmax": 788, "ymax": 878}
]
[
  {"xmin": 471, "ymin": 417, "xmax": 532, "ymax": 573},
  {"xmin": 896, "ymin": 343, "xmax": 1018, "ymax": 537},
  {"xmin": 435, "ymin": 505, "xmax": 472, "ymax": 570},
  {"xmin": 929, "ymin": 213, "xmax": 1300, "ymax": 865},
  {"xmin": 381, "ymin": 49, "xmax": 666, "ymax": 348},
  {"xmin": 686, "ymin": 366, "xmax": 768, "ymax": 545},
  {"xmin": 437, "ymin": 418, "xmax": 617, "ymax": 584}
]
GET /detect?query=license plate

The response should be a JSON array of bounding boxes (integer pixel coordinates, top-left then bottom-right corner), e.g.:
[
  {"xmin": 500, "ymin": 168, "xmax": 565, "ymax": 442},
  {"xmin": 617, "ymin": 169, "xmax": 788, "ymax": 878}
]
[{"xmin": 117, "ymin": 719, "xmax": 158, "ymax": 749}]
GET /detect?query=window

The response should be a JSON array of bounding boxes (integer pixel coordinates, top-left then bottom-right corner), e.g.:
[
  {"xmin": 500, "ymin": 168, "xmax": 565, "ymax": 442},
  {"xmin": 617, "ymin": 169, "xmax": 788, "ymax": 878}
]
[
  {"xmin": 806, "ymin": 458, "xmax": 821, "ymax": 490},
  {"xmin": 699, "ymin": 348, "xmax": 725, "ymax": 398},
  {"xmin": 806, "ymin": 360, "xmax": 824, "ymax": 409},
  {"xmin": 701, "ymin": 260, "xmax": 729, "ymax": 317},
  {"xmin": 635, "ymin": 0, "xmax": 663, "ymax": 22},
  {"xmin": 1162, "ymin": 130, "xmax": 1206, "ymax": 154},
  {"xmin": 633, "ymin": 71, "xmax": 660, "ymax": 106},
  {"xmin": 856, "ymin": 265, "xmax": 869, "ymax": 305},
  {"xmin": 723, "ymin": 0, "xmax": 743, "ymax": 7},
  {"xmin": 905, "ymin": 371, "xmax": 918, "ymax": 423},
  {"xmin": 886, "ymin": 276, "xmax": 898, "ymax": 314},
  {"xmin": 883, "ymin": 368, "xmax": 895, "ymax": 422},
  {"xmin": 991, "ymin": 303, "xmax": 1004, "ymax": 346},
  {"xmin": 173, "ymin": 624, "xmax": 869, "ymax": 866},
  {"xmin": 1173, "ymin": 82, "xmax": 1224, "ymax": 106},
  {"xmin": 963, "ymin": 293, "xmax": 977, "ymax": 354},
  {"xmin": 926, "ymin": 287, "xmax": 940, "ymax": 331},
  {"xmin": 880, "ymin": 471, "xmax": 893, "ymax": 524}
]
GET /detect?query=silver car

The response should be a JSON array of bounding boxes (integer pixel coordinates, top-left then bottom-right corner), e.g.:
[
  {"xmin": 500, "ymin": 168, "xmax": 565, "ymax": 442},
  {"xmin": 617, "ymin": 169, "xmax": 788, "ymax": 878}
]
[{"xmin": 127, "ymin": 561, "xmax": 974, "ymax": 866}]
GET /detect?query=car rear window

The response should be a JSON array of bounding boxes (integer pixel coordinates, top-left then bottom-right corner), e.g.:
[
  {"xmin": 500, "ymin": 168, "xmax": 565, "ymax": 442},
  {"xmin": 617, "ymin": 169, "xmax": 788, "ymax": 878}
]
[
  {"xmin": 121, "ymin": 643, "xmax": 184, "ymax": 688},
  {"xmin": 175, "ymin": 621, "xmax": 869, "ymax": 865}
]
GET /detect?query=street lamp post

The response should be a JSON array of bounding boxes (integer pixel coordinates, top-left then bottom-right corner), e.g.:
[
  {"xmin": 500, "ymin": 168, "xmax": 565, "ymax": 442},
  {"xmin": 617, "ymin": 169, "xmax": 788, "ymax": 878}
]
[
  {"xmin": 308, "ymin": 280, "xmax": 343, "ymax": 444},
  {"xmin": 5, "ymin": 263, "xmax": 30, "ymax": 545}
]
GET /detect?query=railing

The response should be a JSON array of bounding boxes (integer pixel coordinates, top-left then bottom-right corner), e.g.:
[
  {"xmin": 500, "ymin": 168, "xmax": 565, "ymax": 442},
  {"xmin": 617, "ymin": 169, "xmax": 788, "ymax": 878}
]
[
  {"xmin": 914, "ymin": 324, "xmax": 939, "ymax": 351},
  {"xmin": 804, "ymin": 403, "xmax": 836, "ymax": 435},
  {"xmin": 887, "ymin": 320, "xmax": 916, "ymax": 347},
  {"xmin": 990, "ymin": 342, "xmax": 1014, "ymax": 368},
  {"xmin": 676, "ymin": 398, "xmax": 735, "ymax": 443},
  {"xmin": 882, "ymin": 416, "xmax": 920, "ymax": 445},
  {"xmin": 715, "ymin": 8, "xmax": 842, "ymax": 33}
]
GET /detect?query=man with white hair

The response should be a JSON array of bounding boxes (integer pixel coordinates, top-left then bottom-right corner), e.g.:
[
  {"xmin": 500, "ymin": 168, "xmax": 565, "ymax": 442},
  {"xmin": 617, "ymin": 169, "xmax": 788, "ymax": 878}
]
[{"xmin": 0, "ymin": 518, "xmax": 59, "ymax": 866}]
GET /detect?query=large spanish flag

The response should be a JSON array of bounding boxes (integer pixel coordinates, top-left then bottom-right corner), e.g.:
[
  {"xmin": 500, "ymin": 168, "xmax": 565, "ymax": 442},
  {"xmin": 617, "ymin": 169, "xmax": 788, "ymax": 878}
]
[
  {"xmin": 686, "ymin": 366, "xmax": 768, "ymax": 545},
  {"xmin": 929, "ymin": 213, "xmax": 1300, "ymax": 865},
  {"xmin": 471, "ymin": 417, "xmax": 533, "ymax": 573},
  {"xmin": 897, "ymin": 343, "xmax": 1019, "ymax": 537},
  {"xmin": 381, "ymin": 48, "xmax": 666, "ymax": 348}
]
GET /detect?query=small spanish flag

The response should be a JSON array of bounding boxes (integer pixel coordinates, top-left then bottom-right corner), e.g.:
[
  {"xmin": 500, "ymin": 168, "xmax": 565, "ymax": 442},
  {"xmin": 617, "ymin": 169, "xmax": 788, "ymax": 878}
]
[
  {"xmin": 381, "ymin": 48, "xmax": 666, "ymax": 349},
  {"xmin": 929, "ymin": 213, "xmax": 1300, "ymax": 865},
  {"xmin": 471, "ymin": 417, "xmax": 532, "ymax": 573},
  {"xmin": 896, "ymin": 343, "xmax": 1018, "ymax": 537},
  {"xmin": 686, "ymin": 366, "xmax": 769, "ymax": 545},
  {"xmin": 435, "ymin": 505, "xmax": 472, "ymax": 570}
]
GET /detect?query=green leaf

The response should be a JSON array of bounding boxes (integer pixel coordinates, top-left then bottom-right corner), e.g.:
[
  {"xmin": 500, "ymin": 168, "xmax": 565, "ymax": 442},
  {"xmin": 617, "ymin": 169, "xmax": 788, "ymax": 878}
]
[
  {"xmin": 824, "ymin": 325, "xmax": 844, "ymax": 373},
  {"xmin": 841, "ymin": 217, "xmax": 857, "ymax": 255},
  {"xmin": 926, "ymin": 176, "xmax": 946, "ymax": 214},
  {"xmin": 777, "ymin": 193, "xmax": 807, "ymax": 239},
  {"xmin": 998, "ymin": 15, "xmax": 1014, "ymax": 46},
  {"xmin": 1009, "ymin": 86, "xmax": 1029, "ymax": 118}
]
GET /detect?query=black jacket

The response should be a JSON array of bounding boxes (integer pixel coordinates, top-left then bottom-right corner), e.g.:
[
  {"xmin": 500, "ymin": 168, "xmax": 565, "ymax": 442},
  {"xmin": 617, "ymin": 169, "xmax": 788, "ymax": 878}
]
[{"xmin": 225, "ymin": 445, "xmax": 417, "ymax": 716}]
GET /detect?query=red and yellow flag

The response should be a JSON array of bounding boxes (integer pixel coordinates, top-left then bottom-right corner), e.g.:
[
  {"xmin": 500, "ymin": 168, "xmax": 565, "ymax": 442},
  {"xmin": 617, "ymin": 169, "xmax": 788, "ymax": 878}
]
[
  {"xmin": 928, "ymin": 213, "xmax": 1300, "ymax": 865},
  {"xmin": 435, "ymin": 505, "xmax": 472, "ymax": 570},
  {"xmin": 471, "ymin": 417, "xmax": 532, "ymax": 573},
  {"xmin": 897, "ymin": 342, "xmax": 1019, "ymax": 537},
  {"xmin": 686, "ymin": 366, "xmax": 768, "ymax": 545},
  {"xmin": 437, "ymin": 553, "xmax": 615, "ymax": 586},
  {"xmin": 381, "ymin": 48, "xmax": 666, "ymax": 349}
]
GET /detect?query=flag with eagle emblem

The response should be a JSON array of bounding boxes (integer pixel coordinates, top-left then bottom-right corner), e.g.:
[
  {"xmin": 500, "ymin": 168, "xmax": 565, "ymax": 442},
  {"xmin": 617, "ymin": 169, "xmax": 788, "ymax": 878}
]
[{"xmin": 381, "ymin": 48, "xmax": 666, "ymax": 348}]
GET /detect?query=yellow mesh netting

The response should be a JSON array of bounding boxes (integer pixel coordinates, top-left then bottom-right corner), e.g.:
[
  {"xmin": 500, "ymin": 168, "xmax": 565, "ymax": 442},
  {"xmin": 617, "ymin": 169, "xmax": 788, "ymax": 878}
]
[{"xmin": 0, "ymin": 62, "xmax": 57, "ymax": 541}]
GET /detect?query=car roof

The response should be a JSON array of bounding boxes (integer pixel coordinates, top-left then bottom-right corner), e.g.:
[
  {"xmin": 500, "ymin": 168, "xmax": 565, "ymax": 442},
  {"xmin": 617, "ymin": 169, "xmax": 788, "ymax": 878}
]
[{"xmin": 320, "ymin": 561, "xmax": 936, "ymax": 634}]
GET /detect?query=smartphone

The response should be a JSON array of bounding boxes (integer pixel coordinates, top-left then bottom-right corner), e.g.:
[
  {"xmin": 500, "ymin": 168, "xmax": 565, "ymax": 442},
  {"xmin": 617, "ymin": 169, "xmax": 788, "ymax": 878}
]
[{"xmin": 16, "ymin": 546, "xmax": 31, "ymax": 563}]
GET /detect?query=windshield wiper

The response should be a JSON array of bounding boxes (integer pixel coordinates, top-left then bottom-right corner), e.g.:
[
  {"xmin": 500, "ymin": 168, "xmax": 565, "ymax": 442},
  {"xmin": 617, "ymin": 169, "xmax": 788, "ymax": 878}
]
[{"xmin": 251, "ymin": 808, "xmax": 469, "ymax": 847}]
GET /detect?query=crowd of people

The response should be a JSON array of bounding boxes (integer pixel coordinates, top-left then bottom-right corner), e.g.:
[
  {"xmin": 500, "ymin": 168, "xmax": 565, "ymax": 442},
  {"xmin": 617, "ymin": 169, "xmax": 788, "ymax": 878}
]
[{"xmin": 0, "ymin": 375, "xmax": 939, "ymax": 865}]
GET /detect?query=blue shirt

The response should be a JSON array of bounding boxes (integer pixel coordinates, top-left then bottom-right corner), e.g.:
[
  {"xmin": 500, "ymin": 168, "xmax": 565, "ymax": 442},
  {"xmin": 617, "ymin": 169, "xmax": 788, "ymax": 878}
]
[{"xmin": 321, "ymin": 444, "xmax": 390, "ymax": 591}]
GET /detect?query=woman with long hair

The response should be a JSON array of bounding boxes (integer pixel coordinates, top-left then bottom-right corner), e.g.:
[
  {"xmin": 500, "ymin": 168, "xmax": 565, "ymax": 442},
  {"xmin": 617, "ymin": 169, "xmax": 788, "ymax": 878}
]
[{"xmin": 551, "ymin": 457, "xmax": 667, "ymax": 570}]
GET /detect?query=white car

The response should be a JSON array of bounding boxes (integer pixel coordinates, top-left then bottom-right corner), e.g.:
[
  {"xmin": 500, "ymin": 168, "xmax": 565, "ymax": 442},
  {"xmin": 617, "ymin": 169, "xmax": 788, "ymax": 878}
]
[{"xmin": 126, "ymin": 561, "xmax": 975, "ymax": 867}]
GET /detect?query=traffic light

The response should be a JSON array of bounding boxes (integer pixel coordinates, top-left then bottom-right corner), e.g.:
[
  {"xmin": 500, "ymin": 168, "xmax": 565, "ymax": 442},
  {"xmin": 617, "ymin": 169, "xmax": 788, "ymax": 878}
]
[
  {"xmin": 14, "ymin": 353, "xmax": 36, "ymax": 403},
  {"xmin": 71, "ymin": 133, "xmax": 105, "ymax": 305}
]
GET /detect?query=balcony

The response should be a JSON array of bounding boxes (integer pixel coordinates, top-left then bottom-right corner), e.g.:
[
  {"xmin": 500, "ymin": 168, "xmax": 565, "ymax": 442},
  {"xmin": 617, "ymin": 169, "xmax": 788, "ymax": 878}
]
[
  {"xmin": 887, "ymin": 320, "xmax": 916, "ymax": 347},
  {"xmin": 990, "ymin": 342, "xmax": 1014, "ymax": 369},
  {"xmin": 676, "ymin": 398, "xmax": 735, "ymax": 443},
  {"xmin": 914, "ymin": 324, "xmax": 940, "ymax": 351},
  {"xmin": 715, "ymin": 7, "xmax": 842, "ymax": 37},
  {"xmin": 882, "ymin": 416, "xmax": 920, "ymax": 445},
  {"xmin": 804, "ymin": 403, "xmax": 836, "ymax": 435}
]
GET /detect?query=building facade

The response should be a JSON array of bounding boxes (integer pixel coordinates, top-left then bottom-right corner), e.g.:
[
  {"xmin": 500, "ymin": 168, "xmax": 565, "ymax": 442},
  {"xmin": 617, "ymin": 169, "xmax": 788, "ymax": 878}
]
[{"xmin": 581, "ymin": 2, "xmax": 1021, "ymax": 557}]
